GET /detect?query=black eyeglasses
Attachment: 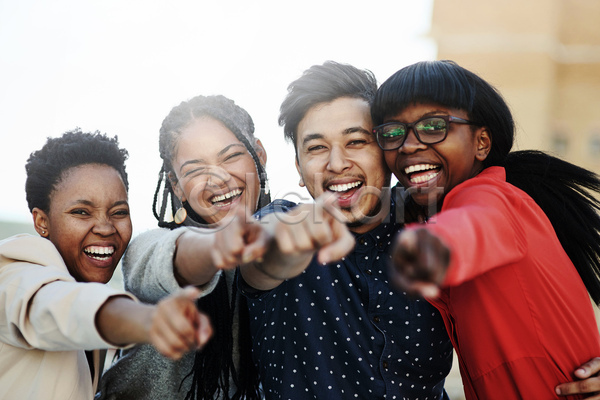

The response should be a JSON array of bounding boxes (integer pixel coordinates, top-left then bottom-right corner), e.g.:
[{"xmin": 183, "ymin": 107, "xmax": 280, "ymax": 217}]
[{"xmin": 373, "ymin": 115, "xmax": 475, "ymax": 151}]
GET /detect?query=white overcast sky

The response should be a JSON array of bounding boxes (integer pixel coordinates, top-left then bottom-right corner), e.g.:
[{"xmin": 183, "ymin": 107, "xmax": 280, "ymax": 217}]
[{"xmin": 0, "ymin": 0, "xmax": 436, "ymax": 234}]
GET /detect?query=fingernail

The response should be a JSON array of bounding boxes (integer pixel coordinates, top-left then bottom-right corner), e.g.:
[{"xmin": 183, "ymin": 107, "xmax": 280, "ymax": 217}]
[
  {"xmin": 422, "ymin": 285, "xmax": 439, "ymax": 298},
  {"xmin": 200, "ymin": 331, "xmax": 209, "ymax": 344},
  {"xmin": 555, "ymin": 387, "xmax": 561, "ymax": 395},
  {"xmin": 256, "ymin": 257, "xmax": 264, "ymax": 263},
  {"xmin": 242, "ymin": 254, "xmax": 253, "ymax": 264}
]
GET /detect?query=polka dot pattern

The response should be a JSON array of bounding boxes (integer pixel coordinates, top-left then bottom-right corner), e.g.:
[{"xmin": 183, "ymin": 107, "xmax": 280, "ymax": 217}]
[{"xmin": 245, "ymin": 201, "xmax": 453, "ymax": 400}]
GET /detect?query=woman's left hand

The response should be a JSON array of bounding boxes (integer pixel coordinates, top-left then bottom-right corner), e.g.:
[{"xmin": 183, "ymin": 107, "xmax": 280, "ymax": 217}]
[
  {"xmin": 389, "ymin": 228, "xmax": 450, "ymax": 298},
  {"xmin": 556, "ymin": 357, "xmax": 600, "ymax": 398}
]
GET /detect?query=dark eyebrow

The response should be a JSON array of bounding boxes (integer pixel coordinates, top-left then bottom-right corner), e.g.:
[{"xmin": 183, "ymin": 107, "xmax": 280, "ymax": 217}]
[
  {"xmin": 343, "ymin": 127, "xmax": 372, "ymax": 136},
  {"xmin": 179, "ymin": 159, "xmax": 205, "ymax": 172},
  {"xmin": 302, "ymin": 133, "xmax": 325, "ymax": 146},
  {"xmin": 112, "ymin": 200, "xmax": 130, "ymax": 208},
  {"xmin": 302, "ymin": 127, "xmax": 372, "ymax": 147},
  {"xmin": 178, "ymin": 143, "xmax": 247, "ymax": 172},
  {"xmin": 69, "ymin": 200, "xmax": 129, "ymax": 208},
  {"xmin": 217, "ymin": 143, "xmax": 246, "ymax": 157}
]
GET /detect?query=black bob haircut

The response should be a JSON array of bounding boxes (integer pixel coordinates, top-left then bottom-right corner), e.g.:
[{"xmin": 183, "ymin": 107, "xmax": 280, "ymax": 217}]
[
  {"xmin": 25, "ymin": 128, "xmax": 129, "ymax": 212},
  {"xmin": 372, "ymin": 60, "xmax": 514, "ymax": 169},
  {"xmin": 372, "ymin": 60, "xmax": 600, "ymax": 305}
]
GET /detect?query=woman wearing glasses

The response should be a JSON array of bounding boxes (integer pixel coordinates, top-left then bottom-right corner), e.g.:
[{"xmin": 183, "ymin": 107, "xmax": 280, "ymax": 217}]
[{"xmin": 371, "ymin": 60, "xmax": 600, "ymax": 399}]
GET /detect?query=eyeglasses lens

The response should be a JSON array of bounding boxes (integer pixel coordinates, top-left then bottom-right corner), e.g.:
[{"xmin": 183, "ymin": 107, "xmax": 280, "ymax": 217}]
[
  {"xmin": 416, "ymin": 118, "xmax": 447, "ymax": 142},
  {"xmin": 379, "ymin": 126, "xmax": 406, "ymax": 149}
]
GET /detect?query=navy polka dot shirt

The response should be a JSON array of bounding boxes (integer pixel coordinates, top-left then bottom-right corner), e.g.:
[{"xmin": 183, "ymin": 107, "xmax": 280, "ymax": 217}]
[{"xmin": 241, "ymin": 200, "xmax": 453, "ymax": 400}]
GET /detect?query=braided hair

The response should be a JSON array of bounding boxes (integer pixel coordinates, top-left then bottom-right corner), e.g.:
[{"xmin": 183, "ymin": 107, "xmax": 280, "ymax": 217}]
[{"xmin": 153, "ymin": 95, "xmax": 267, "ymax": 399}]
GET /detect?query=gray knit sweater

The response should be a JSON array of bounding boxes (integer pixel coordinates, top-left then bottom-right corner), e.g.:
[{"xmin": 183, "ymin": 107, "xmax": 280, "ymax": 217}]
[{"xmin": 96, "ymin": 228, "xmax": 240, "ymax": 400}]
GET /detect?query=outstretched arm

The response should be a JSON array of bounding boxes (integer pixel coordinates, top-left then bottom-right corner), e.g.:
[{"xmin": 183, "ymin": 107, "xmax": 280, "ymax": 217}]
[
  {"xmin": 556, "ymin": 357, "xmax": 600, "ymax": 398},
  {"xmin": 389, "ymin": 228, "xmax": 450, "ymax": 298},
  {"xmin": 174, "ymin": 209, "xmax": 267, "ymax": 286},
  {"xmin": 240, "ymin": 193, "xmax": 355, "ymax": 291},
  {"xmin": 95, "ymin": 286, "xmax": 212, "ymax": 360}
]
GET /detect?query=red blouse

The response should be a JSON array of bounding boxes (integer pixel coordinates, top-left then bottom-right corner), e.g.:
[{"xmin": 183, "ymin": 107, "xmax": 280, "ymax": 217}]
[{"xmin": 416, "ymin": 166, "xmax": 600, "ymax": 399}]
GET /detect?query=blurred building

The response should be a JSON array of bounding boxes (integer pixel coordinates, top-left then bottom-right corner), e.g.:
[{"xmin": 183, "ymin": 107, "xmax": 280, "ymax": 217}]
[
  {"xmin": 430, "ymin": 1, "xmax": 600, "ymax": 398},
  {"xmin": 431, "ymin": 0, "xmax": 600, "ymax": 174}
]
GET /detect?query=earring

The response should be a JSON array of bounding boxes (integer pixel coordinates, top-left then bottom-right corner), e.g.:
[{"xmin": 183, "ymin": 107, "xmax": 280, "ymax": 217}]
[
  {"xmin": 174, "ymin": 207, "xmax": 187, "ymax": 224},
  {"xmin": 41, "ymin": 230, "xmax": 46, "ymax": 234}
]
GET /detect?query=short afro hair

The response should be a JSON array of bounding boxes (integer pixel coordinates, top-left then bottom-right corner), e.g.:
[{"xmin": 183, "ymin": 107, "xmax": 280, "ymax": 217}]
[{"xmin": 25, "ymin": 128, "xmax": 129, "ymax": 212}]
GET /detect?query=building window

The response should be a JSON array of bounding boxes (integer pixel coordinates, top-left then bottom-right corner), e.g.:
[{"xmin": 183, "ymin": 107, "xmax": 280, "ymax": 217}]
[
  {"xmin": 550, "ymin": 134, "xmax": 568, "ymax": 156},
  {"xmin": 589, "ymin": 132, "xmax": 600, "ymax": 159}
]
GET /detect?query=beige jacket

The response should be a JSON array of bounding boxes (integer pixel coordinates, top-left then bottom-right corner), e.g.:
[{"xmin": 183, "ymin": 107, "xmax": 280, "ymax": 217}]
[{"xmin": 0, "ymin": 234, "xmax": 134, "ymax": 400}]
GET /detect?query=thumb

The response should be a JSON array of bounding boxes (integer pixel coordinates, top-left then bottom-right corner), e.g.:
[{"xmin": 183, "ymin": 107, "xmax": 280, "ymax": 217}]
[
  {"xmin": 242, "ymin": 225, "xmax": 268, "ymax": 264},
  {"xmin": 317, "ymin": 222, "xmax": 355, "ymax": 264},
  {"xmin": 196, "ymin": 312, "xmax": 213, "ymax": 348},
  {"xmin": 180, "ymin": 286, "xmax": 201, "ymax": 300},
  {"xmin": 398, "ymin": 229, "xmax": 418, "ymax": 253}
]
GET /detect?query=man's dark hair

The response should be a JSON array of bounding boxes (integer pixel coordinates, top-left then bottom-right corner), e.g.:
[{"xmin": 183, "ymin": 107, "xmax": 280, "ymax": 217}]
[
  {"xmin": 279, "ymin": 61, "xmax": 377, "ymax": 153},
  {"xmin": 25, "ymin": 128, "xmax": 129, "ymax": 212}
]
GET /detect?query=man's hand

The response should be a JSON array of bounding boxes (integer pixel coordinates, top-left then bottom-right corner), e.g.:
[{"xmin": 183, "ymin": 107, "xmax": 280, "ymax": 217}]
[
  {"xmin": 269, "ymin": 193, "xmax": 355, "ymax": 265},
  {"xmin": 241, "ymin": 193, "xmax": 355, "ymax": 290},
  {"xmin": 389, "ymin": 228, "xmax": 450, "ymax": 298},
  {"xmin": 148, "ymin": 287, "xmax": 213, "ymax": 360},
  {"xmin": 209, "ymin": 207, "xmax": 266, "ymax": 270},
  {"xmin": 556, "ymin": 357, "xmax": 600, "ymax": 398}
]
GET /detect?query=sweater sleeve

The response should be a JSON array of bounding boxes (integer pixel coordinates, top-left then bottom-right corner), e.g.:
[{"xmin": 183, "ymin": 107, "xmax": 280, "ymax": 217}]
[
  {"xmin": 0, "ymin": 235, "xmax": 135, "ymax": 351},
  {"xmin": 122, "ymin": 228, "xmax": 221, "ymax": 304},
  {"xmin": 418, "ymin": 177, "xmax": 527, "ymax": 287}
]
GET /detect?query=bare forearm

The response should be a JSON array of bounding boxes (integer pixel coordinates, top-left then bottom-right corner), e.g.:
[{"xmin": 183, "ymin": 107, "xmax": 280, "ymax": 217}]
[
  {"xmin": 240, "ymin": 246, "xmax": 314, "ymax": 291},
  {"xmin": 173, "ymin": 230, "xmax": 219, "ymax": 286},
  {"xmin": 95, "ymin": 288, "xmax": 213, "ymax": 359},
  {"xmin": 95, "ymin": 296, "xmax": 153, "ymax": 346}
]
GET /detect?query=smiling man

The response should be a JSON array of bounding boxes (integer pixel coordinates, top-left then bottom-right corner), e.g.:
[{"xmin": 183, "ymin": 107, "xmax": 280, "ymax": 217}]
[
  {"xmin": 239, "ymin": 61, "xmax": 453, "ymax": 400},
  {"xmin": 294, "ymin": 95, "xmax": 389, "ymax": 232}
]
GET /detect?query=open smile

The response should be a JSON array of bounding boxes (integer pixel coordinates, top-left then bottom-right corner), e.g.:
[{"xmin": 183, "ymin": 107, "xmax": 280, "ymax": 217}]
[
  {"xmin": 83, "ymin": 245, "xmax": 115, "ymax": 261},
  {"xmin": 325, "ymin": 179, "xmax": 364, "ymax": 208},
  {"xmin": 209, "ymin": 188, "xmax": 243, "ymax": 208},
  {"xmin": 405, "ymin": 163, "xmax": 441, "ymax": 184},
  {"xmin": 327, "ymin": 181, "xmax": 362, "ymax": 193}
]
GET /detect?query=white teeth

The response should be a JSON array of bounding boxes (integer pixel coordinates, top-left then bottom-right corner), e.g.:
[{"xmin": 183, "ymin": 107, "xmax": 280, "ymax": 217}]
[
  {"xmin": 409, "ymin": 170, "xmax": 440, "ymax": 184},
  {"xmin": 404, "ymin": 164, "xmax": 438, "ymax": 175},
  {"xmin": 85, "ymin": 246, "xmax": 114, "ymax": 258},
  {"xmin": 211, "ymin": 189, "xmax": 242, "ymax": 203},
  {"xmin": 328, "ymin": 181, "xmax": 362, "ymax": 192}
]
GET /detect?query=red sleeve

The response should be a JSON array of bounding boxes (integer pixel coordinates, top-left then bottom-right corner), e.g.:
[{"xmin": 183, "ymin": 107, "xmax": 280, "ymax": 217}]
[{"xmin": 414, "ymin": 177, "xmax": 527, "ymax": 286}]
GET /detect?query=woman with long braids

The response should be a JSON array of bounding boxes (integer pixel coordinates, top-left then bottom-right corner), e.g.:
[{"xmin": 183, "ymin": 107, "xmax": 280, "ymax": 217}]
[
  {"xmin": 97, "ymin": 95, "xmax": 268, "ymax": 400},
  {"xmin": 372, "ymin": 60, "xmax": 600, "ymax": 398}
]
